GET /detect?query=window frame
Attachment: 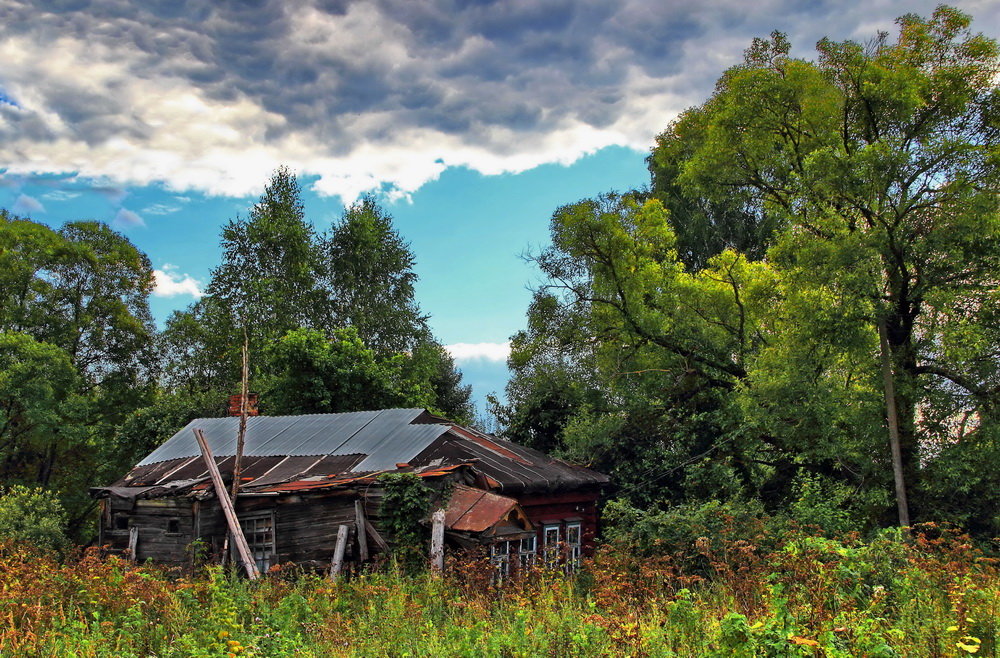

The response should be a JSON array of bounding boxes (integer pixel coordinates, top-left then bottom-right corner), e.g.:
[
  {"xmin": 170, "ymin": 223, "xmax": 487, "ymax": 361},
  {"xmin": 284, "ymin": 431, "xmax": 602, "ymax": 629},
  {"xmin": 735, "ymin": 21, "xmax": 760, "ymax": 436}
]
[
  {"xmin": 565, "ymin": 522, "xmax": 582, "ymax": 573},
  {"xmin": 542, "ymin": 524, "xmax": 561, "ymax": 569},
  {"xmin": 518, "ymin": 535, "xmax": 537, "ymax": 569},
  {"xmin": 490, "ymin": 540, "xmax": 512, "ymax": 577},
  {"xmin": 238, "ymin": 511, "xmax": 277, "ymax": 573}
]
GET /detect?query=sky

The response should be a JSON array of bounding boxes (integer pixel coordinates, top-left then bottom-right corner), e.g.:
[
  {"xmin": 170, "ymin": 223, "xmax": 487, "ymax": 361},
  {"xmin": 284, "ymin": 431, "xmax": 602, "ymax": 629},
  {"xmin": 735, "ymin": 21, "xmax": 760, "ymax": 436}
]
[{"xmin": 2, "ymin": 0, "xmax": 998, "ymax": 412}]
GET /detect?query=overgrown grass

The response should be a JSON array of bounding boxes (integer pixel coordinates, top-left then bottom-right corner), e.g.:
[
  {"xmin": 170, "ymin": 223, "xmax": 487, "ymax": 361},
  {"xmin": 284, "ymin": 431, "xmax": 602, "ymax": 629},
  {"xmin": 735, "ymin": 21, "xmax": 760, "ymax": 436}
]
[{"xmin": 2, "ymin": 523, "xmax": 998, "ymax": 656}]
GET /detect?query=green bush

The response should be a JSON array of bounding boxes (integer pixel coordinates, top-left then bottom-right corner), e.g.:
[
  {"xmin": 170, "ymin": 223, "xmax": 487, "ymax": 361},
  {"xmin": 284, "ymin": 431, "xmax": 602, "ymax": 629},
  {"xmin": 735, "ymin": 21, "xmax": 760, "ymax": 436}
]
[
  {"xmin": 0, "ymin": 485, "xmax": 68, "ymax": 553},
  {"xmin": 788, "ymin": 472, "xmax": 858, "ymax": 537},
  {"xmin": 602, "ymin": 497, "xmax": 770, "ymax": 567}
]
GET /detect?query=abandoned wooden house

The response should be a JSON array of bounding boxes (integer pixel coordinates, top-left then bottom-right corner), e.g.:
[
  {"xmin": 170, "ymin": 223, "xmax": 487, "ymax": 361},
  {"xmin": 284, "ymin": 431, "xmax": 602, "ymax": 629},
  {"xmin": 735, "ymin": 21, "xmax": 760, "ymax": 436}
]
[{"xmin": 91, "ymin": 408, "xmax": 608, "ymax": 576}]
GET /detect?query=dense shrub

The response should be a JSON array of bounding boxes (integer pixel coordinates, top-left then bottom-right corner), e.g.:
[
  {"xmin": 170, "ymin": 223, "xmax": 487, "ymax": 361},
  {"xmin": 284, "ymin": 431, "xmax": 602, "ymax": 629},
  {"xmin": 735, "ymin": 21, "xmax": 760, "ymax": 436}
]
[{"xmin": 0, "ymin": 485, "xmax": 68, "ymax": 554}]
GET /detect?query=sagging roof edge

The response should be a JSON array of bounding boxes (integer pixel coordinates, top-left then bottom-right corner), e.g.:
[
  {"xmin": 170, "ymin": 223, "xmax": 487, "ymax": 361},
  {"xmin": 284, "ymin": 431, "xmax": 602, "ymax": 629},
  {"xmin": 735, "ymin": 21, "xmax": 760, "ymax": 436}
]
[{"xmin": 90, "ymin": 461, "xmax": 477, "ymax": 501}]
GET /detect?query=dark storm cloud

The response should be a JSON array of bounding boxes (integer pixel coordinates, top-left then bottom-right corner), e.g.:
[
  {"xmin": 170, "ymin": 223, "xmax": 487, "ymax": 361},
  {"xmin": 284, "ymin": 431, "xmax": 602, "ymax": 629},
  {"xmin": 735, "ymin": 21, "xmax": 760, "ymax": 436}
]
[
  {"xmin": 1, "ymin": 0, "xmax": 708, "ymax": 147},
  {"xmin": 0, "ymin": 0, "xmax": 997, "ymax": 198}
]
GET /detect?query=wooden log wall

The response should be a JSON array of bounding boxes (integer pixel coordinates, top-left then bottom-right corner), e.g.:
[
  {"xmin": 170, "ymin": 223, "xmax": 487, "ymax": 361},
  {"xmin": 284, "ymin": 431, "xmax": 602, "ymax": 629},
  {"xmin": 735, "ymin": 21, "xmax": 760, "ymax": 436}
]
[
  {"xmin": 99, "ymin": 498, "xmax": 196, "ymax": 565},
  {"xmin": 517, "ymin": 490, "xmax": 602, "ymax": 554}
]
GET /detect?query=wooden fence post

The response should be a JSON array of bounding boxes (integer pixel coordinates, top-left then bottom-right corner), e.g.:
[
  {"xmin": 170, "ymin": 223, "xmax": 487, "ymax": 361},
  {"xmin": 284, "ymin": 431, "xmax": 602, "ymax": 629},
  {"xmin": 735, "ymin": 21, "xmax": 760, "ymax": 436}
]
[
  {"xmin": 193, "ymin": 428, "xmax": 259, "ymax": 580},
  {"xmin": 365, "ymin": 519, "xmax": 390, "ymax": 552},
  {"xmin": 330, "ymin": 524, "xmax": 350, "ymax": 579},
  {"xmin": 430, "ymin": 509, "xmax": 445, "ymax": 573}
]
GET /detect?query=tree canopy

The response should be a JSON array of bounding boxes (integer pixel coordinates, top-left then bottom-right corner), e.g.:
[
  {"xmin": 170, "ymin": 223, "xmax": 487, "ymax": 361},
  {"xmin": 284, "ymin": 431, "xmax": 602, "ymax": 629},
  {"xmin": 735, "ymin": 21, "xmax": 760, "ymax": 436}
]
[{"xmin": 502, "ymin": 5, "xmax": 1000, "ymax": 533}]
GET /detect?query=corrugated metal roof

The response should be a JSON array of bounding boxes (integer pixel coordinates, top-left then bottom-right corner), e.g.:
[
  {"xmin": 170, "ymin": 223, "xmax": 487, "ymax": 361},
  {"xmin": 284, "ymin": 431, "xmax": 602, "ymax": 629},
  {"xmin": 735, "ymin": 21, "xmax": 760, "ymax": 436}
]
[
  {"xmin": 137, "ymin": 409, "xmax": 447, "ymax": 466},
  {"xmin": 102, "ymin": 408, "xmax": 609, "ymax": 499}
]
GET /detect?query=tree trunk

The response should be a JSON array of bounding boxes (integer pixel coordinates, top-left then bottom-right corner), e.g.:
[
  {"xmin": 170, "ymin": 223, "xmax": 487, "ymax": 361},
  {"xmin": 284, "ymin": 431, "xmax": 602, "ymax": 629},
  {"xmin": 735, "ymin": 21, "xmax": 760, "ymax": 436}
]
[{"xmin": 878, "ymin": 314, "xmax": 910, "ymax": 527}]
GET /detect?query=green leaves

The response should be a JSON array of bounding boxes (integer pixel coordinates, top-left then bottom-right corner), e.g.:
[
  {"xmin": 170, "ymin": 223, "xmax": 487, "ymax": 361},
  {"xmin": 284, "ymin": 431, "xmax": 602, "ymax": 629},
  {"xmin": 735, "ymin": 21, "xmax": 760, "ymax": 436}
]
[{"xmin": 508, "ymin": 6, "xmax": 1000, "ymax": 532}]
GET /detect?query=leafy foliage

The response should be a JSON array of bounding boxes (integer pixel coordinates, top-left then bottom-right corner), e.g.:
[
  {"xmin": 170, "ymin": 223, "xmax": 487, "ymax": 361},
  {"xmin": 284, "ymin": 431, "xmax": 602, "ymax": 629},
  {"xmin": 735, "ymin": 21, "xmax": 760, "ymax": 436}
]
[
  {"xmin": 0, "ymin": 485, "xmax": 68, "ymax": 554},
  {"xmin": 263, "ymin": 327, "xmax": 426, "ymax": 414},
  {"xmin": 377, "ymin": 472, "xmax": 433, "ymax": 571},
  {"xmin": 322, "ymin": 195, "xmax": 428, "ymax": 353},
  {"xmin": 502, "ymin": 6, "xmax": 1000, "ymax": 534}
]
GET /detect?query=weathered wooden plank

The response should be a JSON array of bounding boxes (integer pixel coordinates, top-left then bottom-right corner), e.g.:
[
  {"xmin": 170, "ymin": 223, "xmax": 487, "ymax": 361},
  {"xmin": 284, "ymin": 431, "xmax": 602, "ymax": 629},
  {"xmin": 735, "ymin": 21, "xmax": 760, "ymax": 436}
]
[
  {"xmin": 127, "ymin": 526, "xmax": 138, "ymax": 562},
  {"xmin": 330, "ymin": 524, "xmax": 349, "ymax": 579},
  {"xmin": 194, "ymin": 428, "xmax": 259, "ymax": 580},
  {"xmin": 430, "ymin": 509, "xmax": 445, "ymax": 573},
  {"xmin": 355, "ymin": 500, "xmax": 369, "ymax": 562},
  {"xmin": 365, "ymin": 519, "xmax": 390, "ymax": 552}
]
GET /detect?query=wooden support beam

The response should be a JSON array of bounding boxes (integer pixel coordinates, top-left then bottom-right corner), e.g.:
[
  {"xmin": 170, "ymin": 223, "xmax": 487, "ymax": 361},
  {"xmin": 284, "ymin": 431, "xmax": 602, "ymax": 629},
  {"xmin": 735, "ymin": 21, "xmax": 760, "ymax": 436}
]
[
  {"xmin": 127, "ymin": 526, "xmax": 138, "ymax": 563},
  {"xmin": 330, "ymin": 524, "xmax": 349, "ymax": 579},
  {"xmin": 355, "ymin": 500, "xmax": 369, "ymax": 563},
  {"xmin": 430, "ymin": 508, "xmax": 445, "ymax": 573},
  {"xmin": 364, "ymin": 519, "xmax": 390, "ymax": 552},
  {"xmin": 193, "ymin": 428, "xmax": 259, "ymax": 580}
]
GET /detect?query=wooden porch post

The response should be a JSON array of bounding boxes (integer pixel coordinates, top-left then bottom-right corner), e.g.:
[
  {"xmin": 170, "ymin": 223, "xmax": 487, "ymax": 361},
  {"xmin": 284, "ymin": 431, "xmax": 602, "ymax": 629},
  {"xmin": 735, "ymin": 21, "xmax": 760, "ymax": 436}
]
[{"xmin": 127, "ymin": 526, "xmax": 138, "ymax": 563}]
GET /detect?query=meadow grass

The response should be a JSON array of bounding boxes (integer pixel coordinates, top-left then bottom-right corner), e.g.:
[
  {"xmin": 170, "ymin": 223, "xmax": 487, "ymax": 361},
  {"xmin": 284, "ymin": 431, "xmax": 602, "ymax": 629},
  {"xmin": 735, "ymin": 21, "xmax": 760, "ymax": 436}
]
[{"xmin": 1, "ymin": 523, "xmax": 997, "ymax": 657}]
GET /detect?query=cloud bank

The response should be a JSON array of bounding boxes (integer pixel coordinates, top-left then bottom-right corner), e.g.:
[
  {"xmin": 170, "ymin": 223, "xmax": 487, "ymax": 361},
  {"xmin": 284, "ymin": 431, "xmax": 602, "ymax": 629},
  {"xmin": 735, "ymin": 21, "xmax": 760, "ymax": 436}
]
[{"xmin": 0, "ymin": 0, "xmax": 996, "ymax": 203}]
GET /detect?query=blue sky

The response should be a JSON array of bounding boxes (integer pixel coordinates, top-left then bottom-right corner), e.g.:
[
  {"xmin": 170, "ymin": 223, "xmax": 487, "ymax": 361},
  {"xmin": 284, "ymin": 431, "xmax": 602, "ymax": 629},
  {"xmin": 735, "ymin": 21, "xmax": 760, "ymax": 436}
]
[{"xmin": 2, "ymin": 0, "xmax": 997, "ymax": 412}]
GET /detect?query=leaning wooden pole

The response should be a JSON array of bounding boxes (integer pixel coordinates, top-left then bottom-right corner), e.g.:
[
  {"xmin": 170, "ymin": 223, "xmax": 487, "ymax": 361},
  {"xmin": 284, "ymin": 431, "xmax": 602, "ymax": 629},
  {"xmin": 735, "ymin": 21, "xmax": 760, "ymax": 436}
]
[
  {"xmin": 878, "ymin": 315, "xmax": 910, "ymax": 528},
  {"xmin": 231, "ymin": 330, "xmax": 249, "ymax": 500},
  {"xmin": 194, "ymin": 428, "xmax": 259, "ymax": 580}
]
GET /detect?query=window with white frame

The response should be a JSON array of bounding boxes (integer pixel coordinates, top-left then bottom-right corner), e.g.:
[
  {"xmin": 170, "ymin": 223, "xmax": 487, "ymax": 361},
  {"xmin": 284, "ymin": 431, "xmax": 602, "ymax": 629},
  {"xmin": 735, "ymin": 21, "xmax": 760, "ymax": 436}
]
[
  {"xmin": 542, "ymin": 524, "xmax": 560, "ymax": 569},
  {"xmin": 239, "ymin": 512, "xmax": 276, "ymax": 573},
  {"xmin": 565, "ymin": 522, "xmax": 582, "ymax": 573},
  {"xmin": 519, "ymin": 535, "xmax": 537, "ymax": 569},
  {"xmin": 490, "ymin": 540, "xmax": 511, "ymax": 577}
]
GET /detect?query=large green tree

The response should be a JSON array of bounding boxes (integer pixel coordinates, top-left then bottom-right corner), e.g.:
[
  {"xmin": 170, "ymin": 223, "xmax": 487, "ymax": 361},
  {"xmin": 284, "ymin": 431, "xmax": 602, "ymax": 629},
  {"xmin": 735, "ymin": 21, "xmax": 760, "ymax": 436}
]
[
  {"xmin": 0, "ymin": 212, "xmax": 157, "ymax": 537},
  {"xmin": 159, "ymin": 171, "xmax": 472, "ymax": 422},
  {"xmin": 655, "ymin": 6, "xmax": 1000, "ymax": 518},
  {"xmin": 322, "ymin": 195, "xmax": 428, "ymax": 354},
  {"xmin": 202, "ymin": 167, "xmax": 326, "ymax": 370},
  {"xmin": 505, "ymin": 6, "xmax": 1000, "ymax": 531}
]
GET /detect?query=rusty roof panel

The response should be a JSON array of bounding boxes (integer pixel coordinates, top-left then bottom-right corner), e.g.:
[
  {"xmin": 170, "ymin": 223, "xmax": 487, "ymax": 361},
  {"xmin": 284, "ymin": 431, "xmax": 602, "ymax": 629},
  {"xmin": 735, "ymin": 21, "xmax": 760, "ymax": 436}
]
[
  {"xmin": 445, "ymin": 485, "xmax": 527, "ymax": 533},
  {"xmin": 253, "ymin": 462, "xmax": 468, "ymax": 493}
]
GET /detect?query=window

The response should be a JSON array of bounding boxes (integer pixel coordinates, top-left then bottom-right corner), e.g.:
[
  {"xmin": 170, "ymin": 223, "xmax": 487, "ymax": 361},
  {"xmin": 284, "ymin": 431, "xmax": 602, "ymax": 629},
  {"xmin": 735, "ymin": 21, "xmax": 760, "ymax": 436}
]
[
  {"xmin": 490, "ymin": 540, "xmax": 511, "ymax": 577},
  {"xmin": 166, "ymin": 518, "xmax": 180, "ymax": 535},
  {"xmin": 519, "ymin": 535, "xmax": 537, "ymax": 569},
  {"xmin": 543, "ymin": 524, "xmax": 560, "ymax": 569},
  {"xmin": 114, "ymin": 514, "xmax": 129, "ymax": 531},
  {"xmin": 565, "ymin": 522, "xmax": 582, "ymax": 573},
  {"xmin": 239, "ymin": 513, "xmax": 276, "ymax": 573}
]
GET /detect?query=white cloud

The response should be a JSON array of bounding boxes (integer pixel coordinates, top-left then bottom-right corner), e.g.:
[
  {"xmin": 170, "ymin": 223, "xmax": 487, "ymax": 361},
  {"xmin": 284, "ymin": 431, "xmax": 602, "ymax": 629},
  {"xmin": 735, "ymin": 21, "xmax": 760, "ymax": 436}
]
[
  {"xmin": 11, "ymin": 193, "xmax": 44, "ymax": 215},
  {"xmin": 42, "ymin": 189, "xmax": 80, "ymax": 201},
  {"xmin": 113, "ymin": 207, "xmax": 145, "ymax": 228},
  {"xmin": 143, "ymin": 203, "xmax": 182, "ymax": 215},
  {"xmin": 445, "ymin": 341, "xmax": 512, "ymax": 363},
  {"xmin": 153, "ymin": 266, "xmax": 204, "ymax": 298}
]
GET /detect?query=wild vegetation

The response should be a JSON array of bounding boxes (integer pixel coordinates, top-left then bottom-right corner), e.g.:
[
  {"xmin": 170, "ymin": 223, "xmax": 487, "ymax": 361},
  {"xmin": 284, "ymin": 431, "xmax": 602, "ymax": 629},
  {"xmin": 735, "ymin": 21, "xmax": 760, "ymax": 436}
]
[
  {"xmin": 2, "ymin": 521, "xmax": 997, "ymax": 656},
  {"xmin": 1, "ymin": 5, "xmax": 999, "ymax": 654}
]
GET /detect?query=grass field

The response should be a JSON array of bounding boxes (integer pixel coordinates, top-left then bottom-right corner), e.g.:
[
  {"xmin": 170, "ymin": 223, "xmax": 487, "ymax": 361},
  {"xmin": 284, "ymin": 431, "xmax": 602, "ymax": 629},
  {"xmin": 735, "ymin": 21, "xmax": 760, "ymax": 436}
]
[{"xmin": 2, "ymin": 523, "xmax": 997, "ymax": 657}]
